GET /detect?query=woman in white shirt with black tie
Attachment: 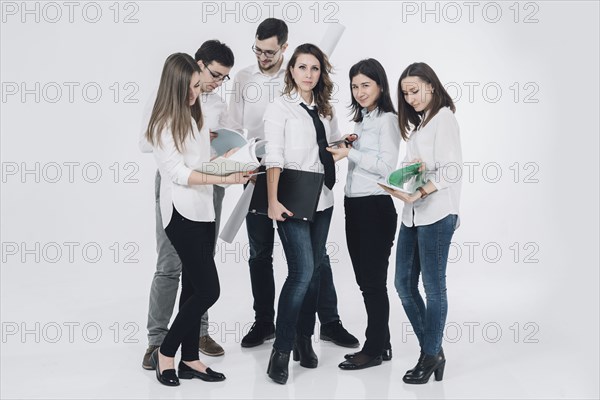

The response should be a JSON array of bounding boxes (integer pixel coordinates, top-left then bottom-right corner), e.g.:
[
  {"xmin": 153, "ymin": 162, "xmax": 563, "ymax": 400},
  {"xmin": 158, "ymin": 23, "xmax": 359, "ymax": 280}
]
[
  {"xmin": 382, "ymin": 62, "xmax": 462, "ymax": 384},
  {"xmin": 145, "ymin": 53, "xmax": 248, "ymax": 387},
  {"xmin": 328, "ymin": 58, "xmax": 400, "ymax": 370},
  {"xmin": 262, "ymin": 43, "xmax": 342, "ymax": 385}
]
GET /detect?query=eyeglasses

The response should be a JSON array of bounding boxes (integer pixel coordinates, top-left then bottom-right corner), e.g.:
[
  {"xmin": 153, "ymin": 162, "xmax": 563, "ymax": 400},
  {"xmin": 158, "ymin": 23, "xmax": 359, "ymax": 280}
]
[
  {"xmin": 203, "ymin": 62, "xmax": 230, "ymax": 82},
  {"xmin": 251, "ymin": 44, "xmax": 281, "ymax": 59}
]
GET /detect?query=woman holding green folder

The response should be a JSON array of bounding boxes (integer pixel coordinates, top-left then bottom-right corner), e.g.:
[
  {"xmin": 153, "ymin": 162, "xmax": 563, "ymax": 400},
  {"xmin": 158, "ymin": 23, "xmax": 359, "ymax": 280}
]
[
  {"xmin": 327, "ymin": 58, "xmax": 400, "ymax": 370},
  {"xmin": 381, "ymin": 62, "xmax": 462, "ymax": 384}
]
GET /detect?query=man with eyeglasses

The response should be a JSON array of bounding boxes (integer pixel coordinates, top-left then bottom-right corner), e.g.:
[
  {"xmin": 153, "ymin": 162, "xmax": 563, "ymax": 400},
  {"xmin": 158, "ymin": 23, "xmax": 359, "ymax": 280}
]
[
  {"xmin": 228, "ymin": 18, "xmax": 359, "ymax": 350},
  {"xmin": 140, "ymin": 40, "xmax": 235, "ymax": 370}
]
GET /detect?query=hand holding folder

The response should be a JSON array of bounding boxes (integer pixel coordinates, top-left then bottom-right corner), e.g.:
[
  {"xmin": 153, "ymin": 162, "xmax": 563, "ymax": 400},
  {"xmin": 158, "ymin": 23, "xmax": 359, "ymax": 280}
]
[{"xmin": 249, "ymin": 167, "xmax": 324, "ymax": 222}]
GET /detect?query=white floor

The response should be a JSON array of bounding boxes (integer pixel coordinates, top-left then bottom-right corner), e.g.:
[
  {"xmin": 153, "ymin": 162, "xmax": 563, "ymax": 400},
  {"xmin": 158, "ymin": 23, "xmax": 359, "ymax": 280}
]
[{"xmin": 1, "ymin": 216, "xmax": 598, "ymax": 399}]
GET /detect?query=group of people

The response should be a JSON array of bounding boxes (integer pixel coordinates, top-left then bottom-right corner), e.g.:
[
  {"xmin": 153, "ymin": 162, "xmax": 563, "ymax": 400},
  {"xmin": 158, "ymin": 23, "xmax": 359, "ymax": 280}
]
[{"xmin": 139, "ymin": 18, "xmax": 462, "ymax": 387}]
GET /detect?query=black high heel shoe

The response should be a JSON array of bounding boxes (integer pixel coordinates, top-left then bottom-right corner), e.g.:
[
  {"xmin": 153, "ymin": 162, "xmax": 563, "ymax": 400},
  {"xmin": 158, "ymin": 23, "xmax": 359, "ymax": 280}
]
[
  {"xmin": 345, "ymin": 344, "xmax": 392, "ymax": 361},
  {"xmin": 178, "ymin": 361, "xmax": 226, "ymax": 382},
  {"xmin": 267, "ymin": 348, "xmax": 290, "ymax": 384},
  {"xmin": 292, "ymin": 335, "xmax": 318, "ymax": 368},
  {"xmin": 402, "ymin": 349, "xmax": 445, "ymax": 384},
  {"xmin": 150, "ymin": 348, "xmax": 180, "ymax": 386}
]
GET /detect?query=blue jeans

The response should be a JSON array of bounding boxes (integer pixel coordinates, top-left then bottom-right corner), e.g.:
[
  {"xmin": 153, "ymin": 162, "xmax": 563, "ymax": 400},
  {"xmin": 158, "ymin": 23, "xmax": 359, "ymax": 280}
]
[
  {"xmin": 246, "ymin": 212, "xmax": 340, "ymax": 324},
  {"xmin": 273, "ymin": 207, "xmax": 333, "ymax": 352},
  {"xmin": 395, "ymin": 214, "xmax": 457, "ymax": 356}
]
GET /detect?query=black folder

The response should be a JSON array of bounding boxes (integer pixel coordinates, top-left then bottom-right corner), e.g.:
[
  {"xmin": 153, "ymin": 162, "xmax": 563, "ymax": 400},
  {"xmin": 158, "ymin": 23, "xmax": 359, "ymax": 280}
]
[{"xmin": 249, "ymin": 167, "xmax": 324, "ymax": 222}]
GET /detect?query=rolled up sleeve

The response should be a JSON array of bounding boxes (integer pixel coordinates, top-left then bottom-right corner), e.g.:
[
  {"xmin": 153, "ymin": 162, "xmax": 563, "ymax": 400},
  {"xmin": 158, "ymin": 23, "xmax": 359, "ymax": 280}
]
[
  {"xmin": 263, "ymin": 103, "xmax": 285, "ymax": 169},
  {"xmin": 152, "ymin": 128, "xmax": 193, "ymax": 185}
]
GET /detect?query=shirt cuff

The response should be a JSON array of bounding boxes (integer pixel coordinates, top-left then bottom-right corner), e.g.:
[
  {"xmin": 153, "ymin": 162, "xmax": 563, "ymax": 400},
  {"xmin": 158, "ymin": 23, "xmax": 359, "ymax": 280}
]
[{"xmin": 348, "ymin": 148, "xmax": 362, "ymax": 164}]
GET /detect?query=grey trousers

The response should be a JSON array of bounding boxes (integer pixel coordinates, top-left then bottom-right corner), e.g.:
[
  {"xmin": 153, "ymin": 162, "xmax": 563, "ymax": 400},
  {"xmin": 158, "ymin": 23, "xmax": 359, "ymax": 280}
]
[{"xmin": 146, "ymin": 171, "xmax": 224, "ymax": 346}]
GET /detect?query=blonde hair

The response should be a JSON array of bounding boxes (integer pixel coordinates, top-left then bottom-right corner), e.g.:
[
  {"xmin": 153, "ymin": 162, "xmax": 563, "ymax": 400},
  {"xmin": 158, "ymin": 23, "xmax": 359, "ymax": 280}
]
[{"xmin": 146, "ymin": 53, "xmax": 203, "ymax": 152}]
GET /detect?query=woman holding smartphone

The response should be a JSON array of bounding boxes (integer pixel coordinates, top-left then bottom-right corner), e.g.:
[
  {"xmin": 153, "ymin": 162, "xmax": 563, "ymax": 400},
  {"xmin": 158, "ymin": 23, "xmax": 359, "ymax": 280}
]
[
  {"xmin": 327, "ymin": 58, "xmax": 400, "ymax": 370},
  {"xmin": 262, "ymin": 43, "xmax": 341, "ymax": 384},
  {"xmin": 145, "ymin": 52, "xmax": 249, "ymax": 386},
  {"xmin": 382, "ymin": 62, "xmax": 462, "ymax": 384}
]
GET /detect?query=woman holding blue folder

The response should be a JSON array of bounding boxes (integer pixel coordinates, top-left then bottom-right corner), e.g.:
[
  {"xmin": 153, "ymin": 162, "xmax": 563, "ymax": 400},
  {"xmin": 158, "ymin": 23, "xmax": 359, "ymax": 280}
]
[
  {"xmin": 262, "ymin": 43, "xmax": 342, "ymax": 384},
  {"xmin": 382, "ymin": 62, "xmax": 462, "ymax": 384},
  {"xmin": 327, "ymin": 58, "xmax": 400, "ymax": 370}
]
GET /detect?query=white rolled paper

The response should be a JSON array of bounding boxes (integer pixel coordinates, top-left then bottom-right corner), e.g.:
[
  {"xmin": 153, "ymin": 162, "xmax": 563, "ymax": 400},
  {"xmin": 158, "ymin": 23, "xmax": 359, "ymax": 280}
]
[
  {"xmin": 319, "ymin": 23, "xmax": 346, "ymax": 57},
  {"xmin": 219, "ymin": 183, "xmax": 255, "ymax": 244}
]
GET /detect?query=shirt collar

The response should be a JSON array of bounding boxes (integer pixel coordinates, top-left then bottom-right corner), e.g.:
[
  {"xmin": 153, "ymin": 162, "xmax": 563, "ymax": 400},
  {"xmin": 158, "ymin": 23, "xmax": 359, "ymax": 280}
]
[
  {"xmin": 288, "ymin": 90, "xmax": 316, "ymax": 108},
  {"xmin": 251, "ymin": 57, "xmax": 287, "ymax": 78},
  {"xmin": 362, "ymin": 107, "xmax": 379, "ymax": 119}
]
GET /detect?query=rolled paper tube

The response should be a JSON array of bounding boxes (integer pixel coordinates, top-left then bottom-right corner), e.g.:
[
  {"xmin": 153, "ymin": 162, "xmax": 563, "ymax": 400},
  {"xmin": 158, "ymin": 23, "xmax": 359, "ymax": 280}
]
[{"xmin": 319, "ymin": 23, "xmax": 346, "ymax": 57}]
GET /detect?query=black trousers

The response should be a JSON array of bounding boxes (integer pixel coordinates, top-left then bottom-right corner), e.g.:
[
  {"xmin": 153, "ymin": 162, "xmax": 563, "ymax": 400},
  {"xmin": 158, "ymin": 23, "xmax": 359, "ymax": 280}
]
[
  {"xmin": 161, "ymin": 206, "xmax": 219, "ymax": 360},
  {"xmin": 344, "ymin": 195, "xmax": 397, "ymax": 356}
]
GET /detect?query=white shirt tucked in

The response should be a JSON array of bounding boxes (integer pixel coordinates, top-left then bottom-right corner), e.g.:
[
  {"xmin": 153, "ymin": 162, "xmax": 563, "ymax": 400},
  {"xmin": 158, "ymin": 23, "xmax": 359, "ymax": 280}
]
[
  {"xmin": 346, "ymin": 108, "xmax": 400, "ymax": 197},
  {"xmin": 227, "ymin": 62, "xmax": 286, "ymax": 140},
  {"xmin": 263, "ymin": 91, "xmax": 342, "ymax": 211},
  {"xmin": 401, "ymin": 107, "xmax": 462, "ymax": 228},
  {"xmin": 152, "ymin": 118, "xmax": 215, "ymax": 227}
]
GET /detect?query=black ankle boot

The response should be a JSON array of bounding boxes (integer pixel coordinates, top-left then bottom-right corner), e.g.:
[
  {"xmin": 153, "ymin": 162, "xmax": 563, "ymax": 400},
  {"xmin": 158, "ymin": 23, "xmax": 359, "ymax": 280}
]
[
  {"xmin": 267, "ymin": 348, "xmax": 290, "ymax": 384},
  {"xmin": 403, "ymin": 349, "xmax": 445, "ymax": 384},
  {"xmin": 406, "ymin": 350, "xmax": 425, "ymax": 374},
  {"xmin": 292, "ymin": 335, "xmax": 318, "ymax": 368}
]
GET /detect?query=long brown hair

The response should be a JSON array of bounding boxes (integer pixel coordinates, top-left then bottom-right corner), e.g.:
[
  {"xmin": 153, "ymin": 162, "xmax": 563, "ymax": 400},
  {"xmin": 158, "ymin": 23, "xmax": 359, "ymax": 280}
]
[
  {"xmin": 146, "ymin": 53, "xmax": 203, "ymax": 152},
  {"xmin": 283, "ymin": 43, "xmax": 334, "ymax": 119},
  {"xmin": 397, "ymin": 62, "xmax": 455, "ymax": 141}
]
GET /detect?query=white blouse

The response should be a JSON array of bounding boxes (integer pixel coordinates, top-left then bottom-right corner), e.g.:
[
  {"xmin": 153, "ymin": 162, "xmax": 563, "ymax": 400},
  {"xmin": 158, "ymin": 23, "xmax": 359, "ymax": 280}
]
[
  {"xmin": 152, "ymin": 118, "xmax": 214, "ymax": 227},
  {"xmin": 401, "ymin": 107, "xmax": 462, "ymax": 228},
  {"xmin": 263, "ymin": 91, "xmax": 342, "ymax": 211},
  {"xmin": 346, "ymin": 108, "xmax": 400, "ymax": 197}
]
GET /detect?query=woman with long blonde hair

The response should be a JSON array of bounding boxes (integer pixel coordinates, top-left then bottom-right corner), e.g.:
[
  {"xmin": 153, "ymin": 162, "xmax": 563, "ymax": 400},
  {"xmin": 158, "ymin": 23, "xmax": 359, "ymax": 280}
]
[{"xmin": 145, "ymin": 52, "xmax": 248, "ymax": 386}]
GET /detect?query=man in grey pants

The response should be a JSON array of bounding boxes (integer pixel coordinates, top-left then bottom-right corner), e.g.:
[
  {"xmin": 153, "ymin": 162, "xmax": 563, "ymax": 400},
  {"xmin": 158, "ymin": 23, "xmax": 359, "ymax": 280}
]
[{"xmin": 140, "ymin": 40, "xmax": 235, "ymax": 369}]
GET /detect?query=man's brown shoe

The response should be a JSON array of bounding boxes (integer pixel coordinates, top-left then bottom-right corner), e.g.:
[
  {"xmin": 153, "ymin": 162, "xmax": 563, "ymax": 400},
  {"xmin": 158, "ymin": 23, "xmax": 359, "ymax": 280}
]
[
  {"xmin": 142, "ymin": 345, "xmax": 160, "ymax": 370},
  {"xmin": 199, "ymin": 335, "xmax": 224, "ymax": 357}
]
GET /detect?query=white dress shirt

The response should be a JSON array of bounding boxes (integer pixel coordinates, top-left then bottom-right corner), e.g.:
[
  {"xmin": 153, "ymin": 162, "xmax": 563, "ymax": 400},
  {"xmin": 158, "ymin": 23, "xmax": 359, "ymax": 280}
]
[
  {"xmin": 227, "ymin": 61, "xmax": 286, "ymax": 140},
  {"xmin": 401, "ymin": 107, "xmax": 462, "ymax": 228},
  {"xmin": 152, "ymin": 119, "xmax": 215, "ymax": 227},
  {"xmin": 346, "ymin": 108, "xmax": 400, "ymax": 197},
  {"xmin": 263, "ymin": 91, "xmax": 342, "ymax": 211}
]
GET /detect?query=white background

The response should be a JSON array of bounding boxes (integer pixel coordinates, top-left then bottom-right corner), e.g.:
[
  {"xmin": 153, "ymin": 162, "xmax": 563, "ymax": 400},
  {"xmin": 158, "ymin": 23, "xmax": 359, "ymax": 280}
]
[{"xmin": 1, "ymin": 1, "xmax": 598, "ymax": 399}]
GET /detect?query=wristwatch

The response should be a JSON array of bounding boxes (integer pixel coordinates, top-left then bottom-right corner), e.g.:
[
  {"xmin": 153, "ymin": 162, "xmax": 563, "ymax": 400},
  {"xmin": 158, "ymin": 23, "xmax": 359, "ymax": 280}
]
[{"xmin": 417, "ymin": 186, "xmax": 428, "ymax": 199}]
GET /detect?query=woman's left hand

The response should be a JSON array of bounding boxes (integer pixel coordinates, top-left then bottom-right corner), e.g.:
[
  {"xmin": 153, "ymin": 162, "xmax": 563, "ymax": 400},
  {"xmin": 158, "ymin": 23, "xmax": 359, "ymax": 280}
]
[
  {"xmin": 379, "ymin": 184, "xmax": 421, "ymax": 203},
  {"xmin": 327, "ymin": 146, "xmax": 350, "ymax": 162}
]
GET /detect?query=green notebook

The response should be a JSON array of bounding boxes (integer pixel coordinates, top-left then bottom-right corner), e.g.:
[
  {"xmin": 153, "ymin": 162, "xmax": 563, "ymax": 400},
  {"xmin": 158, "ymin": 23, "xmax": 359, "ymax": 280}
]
[
  {"xmin": 356, "ymin": 163, "xmax": 425, "ymax": 194},
  {"xmin": 387, "ymin": 162, "xmax": 423, "ymax": 187}
]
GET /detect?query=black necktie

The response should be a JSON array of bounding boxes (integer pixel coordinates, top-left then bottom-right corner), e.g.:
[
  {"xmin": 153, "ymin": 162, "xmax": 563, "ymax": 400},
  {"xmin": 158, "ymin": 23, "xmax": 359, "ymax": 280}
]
[{"xmin": 299, "ymin": 102, "xmax": 335, "ymax": 190}]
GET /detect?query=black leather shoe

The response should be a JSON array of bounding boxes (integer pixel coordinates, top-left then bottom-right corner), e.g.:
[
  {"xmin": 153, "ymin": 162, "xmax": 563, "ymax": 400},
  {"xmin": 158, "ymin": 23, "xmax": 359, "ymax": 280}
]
[
  {"xmin": 267, "ymin": 348, "xmax": 290, "ymax": 384},
  {"xmin": 292, "ymin": 335, "xmax": 318, "ymax": 368},
  {"xmin": 320, "ymin": 320, "xmax": 359, "ymax": 348},
  {"xmin": 339, "ymin": 354, "xmax": 383, "ymax": 370},
  {"xmin": 403, "ymin": 350, "xmax": 445, "ymax": 384},
  {"xmin": 345, "ymin": 344, "xmax": 392, "ymax": 361},
  {"xmin": 242, "ymin": 321, "xmax": 275, "ymax": 348},
  {"xmin": 178, "ymin": 361, "xmax": 225, "ymax": 382},
  {"xmin": 150, "ymin": 348, "xmax": 179, "ymax": 386}
]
